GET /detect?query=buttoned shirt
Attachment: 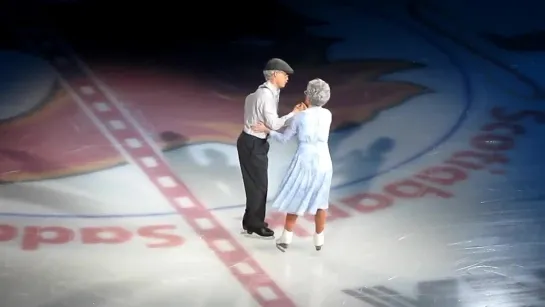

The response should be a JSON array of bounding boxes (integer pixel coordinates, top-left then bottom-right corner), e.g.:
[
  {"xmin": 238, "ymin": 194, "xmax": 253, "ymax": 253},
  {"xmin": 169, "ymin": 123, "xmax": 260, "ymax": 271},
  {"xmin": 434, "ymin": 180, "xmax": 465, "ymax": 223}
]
[{"xmin": 242, "ymin": 81, "xmax": 294, "ymax": 139}]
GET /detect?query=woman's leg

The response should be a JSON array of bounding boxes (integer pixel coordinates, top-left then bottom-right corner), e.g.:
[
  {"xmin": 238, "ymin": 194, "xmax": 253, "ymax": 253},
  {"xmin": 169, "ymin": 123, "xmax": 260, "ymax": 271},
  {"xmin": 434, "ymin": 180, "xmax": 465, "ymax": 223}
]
[
  {"xmin": 276, "ymin": 213, "xmax": 298, "ymax": 252},
  {"xmin": 314, "ymin": 209, "xmax": 326, "ymax": 233},
  {"xmin": 313, "ymin": 209, "xmax": 327, "ymax": 250},
  {"xmin": 284, "ymin": 213, "xmax": 298, "ymax": 231}
]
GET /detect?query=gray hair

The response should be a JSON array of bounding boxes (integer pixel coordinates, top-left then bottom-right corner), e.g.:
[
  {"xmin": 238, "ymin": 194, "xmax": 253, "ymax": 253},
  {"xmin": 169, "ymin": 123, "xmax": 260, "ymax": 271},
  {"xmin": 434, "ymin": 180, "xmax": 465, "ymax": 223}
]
[
  {"xmin": 263, "ymin": 70, "xmax": 276, "ymax": 81},
  {"xmin": 305, "ymin": 78, "xmax": 331, "ymax": 106}
]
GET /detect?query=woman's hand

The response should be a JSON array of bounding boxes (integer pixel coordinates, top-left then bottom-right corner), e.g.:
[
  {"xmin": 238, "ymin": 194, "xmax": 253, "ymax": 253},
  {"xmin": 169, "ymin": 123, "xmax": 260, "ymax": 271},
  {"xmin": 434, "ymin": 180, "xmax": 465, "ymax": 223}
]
[
  {"xmin": 293, "ymin": 102, "xmax": 307, "ymax": 113},
  {"xmin": 251, "ymin": 122, "xmax": 270, "ymax": 133}
]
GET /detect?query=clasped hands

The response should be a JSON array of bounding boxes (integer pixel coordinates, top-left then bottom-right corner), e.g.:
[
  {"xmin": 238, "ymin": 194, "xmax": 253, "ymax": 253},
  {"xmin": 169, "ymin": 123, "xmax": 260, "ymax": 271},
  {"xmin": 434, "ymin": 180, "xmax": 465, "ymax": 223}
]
[
  {"xmin": 293, "ymin": 102, "xmax": 307, "ymax": 112},
  {"xmin": 252, "ymin": 102, "xmax": 307, "ymax": 133}
]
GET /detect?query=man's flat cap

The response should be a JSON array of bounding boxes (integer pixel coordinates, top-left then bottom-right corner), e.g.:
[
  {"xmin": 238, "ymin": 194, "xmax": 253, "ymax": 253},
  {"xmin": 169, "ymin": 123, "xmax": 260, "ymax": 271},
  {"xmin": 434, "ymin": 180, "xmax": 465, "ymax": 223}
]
[{"xmin": 264, "ymin": 58, "xmax": 294, "ymax": 74}]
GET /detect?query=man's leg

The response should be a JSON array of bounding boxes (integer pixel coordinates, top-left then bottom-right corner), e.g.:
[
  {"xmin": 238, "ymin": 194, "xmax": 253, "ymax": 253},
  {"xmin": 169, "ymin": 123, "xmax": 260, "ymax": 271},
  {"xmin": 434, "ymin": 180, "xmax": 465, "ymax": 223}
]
[
  {"xmin": 236, "ymin": 132, "xmax": 273, "ymax": 237},
  {"xmin": 237, "ymin": 133, "xmax": 253, "ymax": 227},
  {"xmin": 255, "ymin": 140, "xmax": 270, "ymax": 225}
]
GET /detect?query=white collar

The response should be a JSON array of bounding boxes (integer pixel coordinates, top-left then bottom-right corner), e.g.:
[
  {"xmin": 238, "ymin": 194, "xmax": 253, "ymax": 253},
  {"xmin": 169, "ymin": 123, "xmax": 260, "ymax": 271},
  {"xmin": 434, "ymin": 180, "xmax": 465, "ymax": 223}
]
[{"xmin": 263, "ymin": 81, "xmax": 280, "ymax": 94}]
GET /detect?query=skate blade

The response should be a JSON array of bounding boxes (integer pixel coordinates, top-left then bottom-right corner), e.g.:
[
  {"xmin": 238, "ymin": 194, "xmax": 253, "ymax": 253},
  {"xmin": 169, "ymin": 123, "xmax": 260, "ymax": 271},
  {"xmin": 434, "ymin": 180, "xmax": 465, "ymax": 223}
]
[
  {"xmin": 240, "ymin": 230, "xmax": 275, "ymax": 240},
  {"xmin": 276, "ymin": 243, "xmax": 288, "ymax": 252}
]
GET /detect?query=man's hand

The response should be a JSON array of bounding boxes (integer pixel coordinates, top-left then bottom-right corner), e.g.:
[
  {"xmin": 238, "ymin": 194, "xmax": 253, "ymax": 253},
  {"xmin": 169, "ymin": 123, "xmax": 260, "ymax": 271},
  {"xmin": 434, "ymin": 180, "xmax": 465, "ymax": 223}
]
[
  {"xmin": 293, "ymin": 102, "xmax": 307, "ymax": 113},
  {"xmin": 251, "ymin": 122, "xmax": 270, "ymax": 133}
]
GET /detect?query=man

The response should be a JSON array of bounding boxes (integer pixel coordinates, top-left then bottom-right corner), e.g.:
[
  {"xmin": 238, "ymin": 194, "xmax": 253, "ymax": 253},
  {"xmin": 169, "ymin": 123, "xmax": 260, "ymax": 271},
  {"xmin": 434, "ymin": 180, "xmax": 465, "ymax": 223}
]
[{"xmin": 237, "ymin": 58, "xmax": 305, "ymax": 238}]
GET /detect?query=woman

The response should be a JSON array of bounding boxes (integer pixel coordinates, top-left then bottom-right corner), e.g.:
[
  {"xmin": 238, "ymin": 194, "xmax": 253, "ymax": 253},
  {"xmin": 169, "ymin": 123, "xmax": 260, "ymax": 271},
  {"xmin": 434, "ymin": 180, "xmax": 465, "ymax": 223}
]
[{"xmin": 251, "ymin": 78, "xmax": 332, "ymax": 252}]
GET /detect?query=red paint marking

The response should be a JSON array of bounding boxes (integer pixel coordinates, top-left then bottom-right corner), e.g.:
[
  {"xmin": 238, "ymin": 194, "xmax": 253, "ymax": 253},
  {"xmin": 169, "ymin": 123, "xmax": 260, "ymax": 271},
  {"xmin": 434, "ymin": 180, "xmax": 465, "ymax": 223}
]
[
  {"xmin": 341, "ymin": 193, "xmax": 394, "ymax": 214},
  {"xmin": 384, "ymin": 179, "xmax": 453, "ymax": 199},
  {"xmin": 27, "ymin": 33, "xmax": 296, "ymax": 306},
  {"xmin": 0, "ymin": 224, "xmax": 185, "ymax": 251},
  {"xmin": 414, "ymin": 165, "xmax": 468, "ymax": 186},
  {"xmin": 81, "ymin": 227, "xmax": 133, "ymax": 244},
  {"xmin": 22, "ymin": 226, "xmax": 73, "ymax": 251},
  {"xmin": 138, "ymin": 225, "xmax": 185, "ymax": 248},
  {"xmin": 0, "ymin": 225, "xmax": 16, "ymax": 242},
  {"xmin": 445, "ymin": 150, "xmax": 509, "ymax": 170}
]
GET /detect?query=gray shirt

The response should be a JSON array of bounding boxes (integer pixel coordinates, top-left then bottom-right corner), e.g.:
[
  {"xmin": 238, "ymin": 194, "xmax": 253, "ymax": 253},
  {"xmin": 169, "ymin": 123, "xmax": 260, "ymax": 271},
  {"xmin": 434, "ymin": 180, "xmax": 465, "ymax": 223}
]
[{"xmin": 242, "ymin": 81, "xmax": 294, "ymax": 139}]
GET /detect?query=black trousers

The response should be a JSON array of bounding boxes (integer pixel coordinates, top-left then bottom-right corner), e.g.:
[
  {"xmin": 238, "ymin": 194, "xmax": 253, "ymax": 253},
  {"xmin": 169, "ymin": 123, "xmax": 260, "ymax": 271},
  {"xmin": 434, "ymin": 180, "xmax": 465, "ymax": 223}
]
[{"xmin": 237, "ymin": 131, "xmax": 269, "ymax": 229}]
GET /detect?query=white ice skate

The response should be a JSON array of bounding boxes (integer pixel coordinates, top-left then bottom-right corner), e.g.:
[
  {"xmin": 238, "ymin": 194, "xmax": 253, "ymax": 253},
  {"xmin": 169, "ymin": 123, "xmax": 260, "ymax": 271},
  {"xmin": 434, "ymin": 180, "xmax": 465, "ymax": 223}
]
[
  {"xmin": 313, "ymin": 232, "xmax": 324, "ymax": 251},
  {"xmin": 275, "ymin": 229, "xmax": 293, "ymax": 252}
]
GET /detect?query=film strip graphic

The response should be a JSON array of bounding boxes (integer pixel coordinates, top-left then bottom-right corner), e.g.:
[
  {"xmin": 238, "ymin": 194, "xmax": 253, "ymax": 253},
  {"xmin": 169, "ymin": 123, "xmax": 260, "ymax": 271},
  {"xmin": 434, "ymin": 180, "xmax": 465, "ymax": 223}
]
[{"xmin": 14, "ymin": 27, "xmax": 296, "ymax": 307}]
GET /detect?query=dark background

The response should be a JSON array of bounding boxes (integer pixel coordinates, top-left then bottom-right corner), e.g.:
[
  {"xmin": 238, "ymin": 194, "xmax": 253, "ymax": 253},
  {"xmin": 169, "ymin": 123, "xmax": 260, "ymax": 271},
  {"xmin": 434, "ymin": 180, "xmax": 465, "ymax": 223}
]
[{"xmin": 0, "ymin": 0, "xmax": 341, "ymax": 72}]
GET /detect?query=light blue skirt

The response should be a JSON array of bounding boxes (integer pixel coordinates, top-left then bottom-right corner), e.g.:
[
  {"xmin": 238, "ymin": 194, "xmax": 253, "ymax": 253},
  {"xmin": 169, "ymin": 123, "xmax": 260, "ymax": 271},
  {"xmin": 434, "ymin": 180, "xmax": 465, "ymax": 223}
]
[{"xmin": 271, "ymin": 145, "xmax": 333, "ymax": 216}]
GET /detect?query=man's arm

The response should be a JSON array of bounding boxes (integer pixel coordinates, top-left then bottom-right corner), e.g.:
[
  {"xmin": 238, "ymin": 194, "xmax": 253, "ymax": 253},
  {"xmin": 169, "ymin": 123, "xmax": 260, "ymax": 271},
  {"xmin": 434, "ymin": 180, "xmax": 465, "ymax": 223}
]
[
  {"xmin": 259, "ymin": 93, "xmax": 294, "ymax": 131},
  {"xmin": 268, "ymin": 113, "xmax": 299, "ymax": 144}
]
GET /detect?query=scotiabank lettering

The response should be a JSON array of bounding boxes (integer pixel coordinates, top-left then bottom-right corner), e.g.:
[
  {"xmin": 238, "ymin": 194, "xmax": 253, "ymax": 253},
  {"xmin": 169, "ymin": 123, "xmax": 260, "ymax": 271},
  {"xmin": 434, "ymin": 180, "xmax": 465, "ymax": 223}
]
[
  {"xmin": 0, "ymin": 224, "xmax": 185, "ymax": 251},
  {"xmin": 268, "ymin": 107, "xmax": 545, "ymax": 237}
]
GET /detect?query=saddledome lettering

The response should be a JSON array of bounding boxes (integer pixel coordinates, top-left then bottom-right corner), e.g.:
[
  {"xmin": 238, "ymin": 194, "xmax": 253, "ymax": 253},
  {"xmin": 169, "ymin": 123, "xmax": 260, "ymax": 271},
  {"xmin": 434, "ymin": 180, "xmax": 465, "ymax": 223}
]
[{"xmin": 0, "ymin": 224, "xmax": 184, "ymax": 251}]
